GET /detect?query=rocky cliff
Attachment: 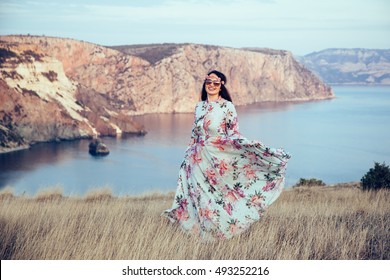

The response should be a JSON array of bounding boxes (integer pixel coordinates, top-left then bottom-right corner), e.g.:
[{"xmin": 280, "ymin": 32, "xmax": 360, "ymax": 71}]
[
  {"xmin": 110, "ymin": 44, "xmax": 333, "ymax": 113},
  {"xmin": 299, "ymin": 48, "xmax": 390, "ymax": 85},
  {"xmin": 0, "ymin": 35, "xmax": 333, "ymax": 152}
]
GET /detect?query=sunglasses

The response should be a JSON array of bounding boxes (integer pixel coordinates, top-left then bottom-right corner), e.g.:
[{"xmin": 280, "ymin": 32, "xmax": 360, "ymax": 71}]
[{"xmin": 205, "ymin": 79, "xmax": 222, "ymax": 86}]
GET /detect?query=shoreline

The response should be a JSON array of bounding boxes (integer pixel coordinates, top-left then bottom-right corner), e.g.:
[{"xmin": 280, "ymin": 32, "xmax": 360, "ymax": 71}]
[
  {"xmin": 0, "ymin": 96, "xmax": 333, "ymax": 155},
  {"xmin": 0, "ymin": 144, "xmax": 30, "ymax": 154}
]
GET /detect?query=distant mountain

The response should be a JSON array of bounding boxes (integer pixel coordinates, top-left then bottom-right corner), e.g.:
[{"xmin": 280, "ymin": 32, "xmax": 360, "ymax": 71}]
[{"xmin": 298, "ymin": 48, "xmax": 390, "ymax": 85}]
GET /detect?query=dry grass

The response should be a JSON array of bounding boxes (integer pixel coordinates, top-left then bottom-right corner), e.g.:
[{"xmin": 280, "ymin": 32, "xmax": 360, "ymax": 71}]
[
  {"xmin": 84, "ymin": 187, "xmax": 113, "ymax": 203},
  {"xmin": 0, "ymin": 186, "xmax": 15, "ymax": 201},
  {"xmin": 35, "ymin": 186, "xmax": 63, "ymax": 202},
  {"xmin": 0, "ymin": 186, "xmax": 388, "ymax": 260}
]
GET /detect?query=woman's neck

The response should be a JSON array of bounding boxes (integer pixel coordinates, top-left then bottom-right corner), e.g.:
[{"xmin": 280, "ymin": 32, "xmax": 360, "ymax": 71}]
[{"xmin": 207, "ymin": 94, "xmax": 221, "ymax": 102}]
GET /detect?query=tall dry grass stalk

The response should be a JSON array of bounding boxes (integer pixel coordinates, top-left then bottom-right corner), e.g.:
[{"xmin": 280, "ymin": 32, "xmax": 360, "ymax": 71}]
[{"xmin": 0, "ymin": 186, "xmax": 388, "ymax": 260}]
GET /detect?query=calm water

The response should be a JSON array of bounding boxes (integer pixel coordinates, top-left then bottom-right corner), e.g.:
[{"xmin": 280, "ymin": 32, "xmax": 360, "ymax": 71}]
[{"xmin": 1, "ymin": 86, "xmax": 389, "ymax": 196}]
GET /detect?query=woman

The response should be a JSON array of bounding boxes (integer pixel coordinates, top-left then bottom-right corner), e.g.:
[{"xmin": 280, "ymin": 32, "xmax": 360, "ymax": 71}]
[{"xmin": 163, "ymin": 70, "xmax": 291, "ymax": 241}]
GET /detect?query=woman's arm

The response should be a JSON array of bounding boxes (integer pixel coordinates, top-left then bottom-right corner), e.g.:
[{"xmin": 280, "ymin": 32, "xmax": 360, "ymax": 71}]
[
  {"xmin": 186, "ymin": 103, "xmax": 200, "ymax": 148},
  {"xmin": 225, "ymin": 102, "xmax": 241, "ymax": 138}
]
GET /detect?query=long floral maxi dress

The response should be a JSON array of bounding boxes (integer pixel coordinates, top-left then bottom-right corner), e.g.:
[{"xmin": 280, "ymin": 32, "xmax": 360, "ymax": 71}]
[{"xmin": 162, "ymin": 98, "xmax": 291, "ymax": 241}]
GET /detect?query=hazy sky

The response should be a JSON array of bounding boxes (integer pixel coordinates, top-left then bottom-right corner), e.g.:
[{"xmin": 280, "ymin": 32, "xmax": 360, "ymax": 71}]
[{"xmin": 0, "ymin": 0, "xmax": 389, "ymax": 55}]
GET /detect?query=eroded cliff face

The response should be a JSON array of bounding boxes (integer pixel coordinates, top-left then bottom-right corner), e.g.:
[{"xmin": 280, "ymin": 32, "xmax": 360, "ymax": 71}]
[
  {"xmin": 110, "ymin": 44, "xmax": 334, "ymax": 114},
  {"xmin": 0, "ymin": 37, "xmax": 146, "ymax": 151},
  {"xmin": 0, "ymin": 35, "xmax": 333, "ymax": 151}
]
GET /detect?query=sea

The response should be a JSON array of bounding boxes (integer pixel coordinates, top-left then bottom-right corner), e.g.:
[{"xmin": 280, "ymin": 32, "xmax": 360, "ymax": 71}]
[{"xmin": 1, "ymin": 86, "xmax": 389, "ymax": 196}]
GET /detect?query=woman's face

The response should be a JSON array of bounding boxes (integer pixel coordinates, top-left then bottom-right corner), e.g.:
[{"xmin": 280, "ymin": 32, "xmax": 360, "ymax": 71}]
[{"xmin": 205, "ymin": 73, "xmax": 222, "ymax": 97}]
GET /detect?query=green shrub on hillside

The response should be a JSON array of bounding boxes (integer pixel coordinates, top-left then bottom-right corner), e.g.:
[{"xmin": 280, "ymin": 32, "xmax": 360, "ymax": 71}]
[
  {"xmin": 294, "ymin": 178, "xmax": 326, "ymax": 187},
  {"xmin": 361, "ymin": 162, "xmax": 390, "ymax": 191}
]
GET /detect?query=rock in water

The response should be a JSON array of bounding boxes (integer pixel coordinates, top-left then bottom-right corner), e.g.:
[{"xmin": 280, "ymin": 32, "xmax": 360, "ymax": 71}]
[{"xmin": 89, "ymin": 138, "xmax": 109, "ymax": 156}]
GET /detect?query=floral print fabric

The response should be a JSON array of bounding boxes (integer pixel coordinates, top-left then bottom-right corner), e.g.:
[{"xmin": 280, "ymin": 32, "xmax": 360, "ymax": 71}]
[{"xmin": 163, "ymin": 98, "xmax": 291, "ymax": 241}]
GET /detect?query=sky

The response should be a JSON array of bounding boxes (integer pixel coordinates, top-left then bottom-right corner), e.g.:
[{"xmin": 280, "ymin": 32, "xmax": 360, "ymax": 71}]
[{"xmin": 0, "ymin": 0, "xmax": 389, "ymax": 55}]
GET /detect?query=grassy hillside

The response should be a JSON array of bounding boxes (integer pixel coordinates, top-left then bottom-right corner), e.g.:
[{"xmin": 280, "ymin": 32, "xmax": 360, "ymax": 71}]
[{"xmin": 0, "ymin": 186, "xmax": 388, "ymax": 260}]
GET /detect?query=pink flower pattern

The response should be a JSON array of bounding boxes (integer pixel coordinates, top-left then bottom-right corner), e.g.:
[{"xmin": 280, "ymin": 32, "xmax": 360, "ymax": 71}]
[{"xmin": 163, "ymin": 98, "xmax": 290, "ymax": 241}]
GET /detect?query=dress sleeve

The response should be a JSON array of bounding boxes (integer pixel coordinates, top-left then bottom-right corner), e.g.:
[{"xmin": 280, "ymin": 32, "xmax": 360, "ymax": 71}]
[
  {"xmin": 225, "ymin": 102, "xmax": 241, "ymax": 138},
  {"xmin": 187, "ymin": 103, "xmax": 200, "ymax": 147}
]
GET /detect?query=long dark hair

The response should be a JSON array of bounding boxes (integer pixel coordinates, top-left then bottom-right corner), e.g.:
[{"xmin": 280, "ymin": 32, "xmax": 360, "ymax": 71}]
[{"xmin": 201, "ymin": 70, "xmax": 233, "ymax": 102}]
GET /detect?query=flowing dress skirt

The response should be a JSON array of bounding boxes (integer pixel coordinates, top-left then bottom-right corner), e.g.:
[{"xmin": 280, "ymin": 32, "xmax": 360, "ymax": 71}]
[{"xmin": 163, "ymin": 99, "xmax": 290, "ymax": 241}]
